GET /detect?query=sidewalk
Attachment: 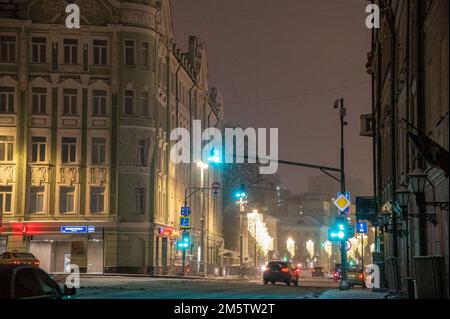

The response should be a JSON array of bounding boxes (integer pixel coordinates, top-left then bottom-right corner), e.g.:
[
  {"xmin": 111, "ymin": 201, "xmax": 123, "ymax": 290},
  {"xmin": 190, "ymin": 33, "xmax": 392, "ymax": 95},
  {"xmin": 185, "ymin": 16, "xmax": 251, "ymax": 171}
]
[{"xmin": 318, "ymin": 289, "xmax": 390, "ymax": 299}]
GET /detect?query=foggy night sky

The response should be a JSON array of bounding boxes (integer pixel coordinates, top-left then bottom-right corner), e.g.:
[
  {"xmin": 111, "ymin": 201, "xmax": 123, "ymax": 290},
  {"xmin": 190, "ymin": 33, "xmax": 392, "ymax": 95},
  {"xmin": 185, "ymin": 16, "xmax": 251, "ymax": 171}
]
[{"xmin": 172, "ymin": 0, "xmax": 373, "ymax": 195}]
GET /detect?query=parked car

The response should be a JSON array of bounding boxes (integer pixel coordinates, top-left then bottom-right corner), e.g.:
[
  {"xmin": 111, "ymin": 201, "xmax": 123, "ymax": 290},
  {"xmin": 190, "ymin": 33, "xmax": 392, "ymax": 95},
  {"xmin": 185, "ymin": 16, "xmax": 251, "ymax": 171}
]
[
  {"xmin": 263, "ymin": 261, "xmax": 299, "ymax": 286},
  {"xmin": 311, "ymin": 266, "xmax": 325, "ymax": 278},
  {"xmin": 0, "ymin": 251, "xmax": 40, "ymax": 267},
  {"xmin": 0, "ymin": 264, "xmax": 76, "ymax": 299}
]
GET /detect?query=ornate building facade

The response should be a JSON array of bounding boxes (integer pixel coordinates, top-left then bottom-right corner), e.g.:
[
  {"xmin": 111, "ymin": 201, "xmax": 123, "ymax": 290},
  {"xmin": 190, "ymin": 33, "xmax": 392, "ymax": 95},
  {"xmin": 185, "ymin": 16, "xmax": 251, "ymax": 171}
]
[
  {"xmin": 366, "ymin": 0, "xmax": 448, "ymax": 295},
  {"xmin": 0, "ymin": 0, "xmax": 224, "ymax": 275}
]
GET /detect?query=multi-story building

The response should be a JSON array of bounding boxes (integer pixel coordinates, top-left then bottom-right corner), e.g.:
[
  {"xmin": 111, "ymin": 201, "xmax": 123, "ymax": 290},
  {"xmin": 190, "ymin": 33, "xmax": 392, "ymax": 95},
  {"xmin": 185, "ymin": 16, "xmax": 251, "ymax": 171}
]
[
  {"xmin": 365, "ymin": 0, "xmax": 448, "ymax": 295},
  {"xmin": 0, "ymin": 0, "xmax": 223, "ymax": 275}
]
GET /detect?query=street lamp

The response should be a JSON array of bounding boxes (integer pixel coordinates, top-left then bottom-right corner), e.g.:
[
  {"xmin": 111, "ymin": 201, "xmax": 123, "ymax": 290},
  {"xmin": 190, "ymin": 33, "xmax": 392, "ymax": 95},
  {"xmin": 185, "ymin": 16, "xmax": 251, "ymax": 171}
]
[
  {"xmin": 408, "ymin": 168, "xmax": 427, "ymax": 194},
  {"xmin": 396, "ymin": 185, "xmax": 410, "ymax": 219},
  {"xmin": 286, "ymin": 238, "xmax": 295, "ymax": 259},
  {"xmin": 197, "ymin": 161, "xmax": 208, "ymax": 275},
  {"xmin": 381, "ymin": 211, "xmax": 391, "ymax": 230}
]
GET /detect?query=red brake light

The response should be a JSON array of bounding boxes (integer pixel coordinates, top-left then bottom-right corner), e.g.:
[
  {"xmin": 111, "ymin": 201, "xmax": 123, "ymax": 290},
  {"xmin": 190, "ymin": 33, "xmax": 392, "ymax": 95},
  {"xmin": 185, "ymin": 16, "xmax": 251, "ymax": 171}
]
[
  {"xmin": 281, "ymin": 267, "xmax": 289, "ymax": 272},
  {"xmin": 359, "ymin": 273, "xmax": 364, "ymax": 280}
]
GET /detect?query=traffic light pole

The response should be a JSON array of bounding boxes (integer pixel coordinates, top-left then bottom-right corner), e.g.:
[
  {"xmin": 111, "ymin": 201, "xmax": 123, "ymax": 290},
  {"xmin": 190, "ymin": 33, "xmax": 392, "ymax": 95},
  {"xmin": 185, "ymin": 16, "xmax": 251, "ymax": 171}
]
[
  {"xmin": 338, "ymin": 98, "xmax": 350, "ymax": 291},
  {"xmin": 182, "ymin": 240, "xmax": 186, "ymax": 277}
]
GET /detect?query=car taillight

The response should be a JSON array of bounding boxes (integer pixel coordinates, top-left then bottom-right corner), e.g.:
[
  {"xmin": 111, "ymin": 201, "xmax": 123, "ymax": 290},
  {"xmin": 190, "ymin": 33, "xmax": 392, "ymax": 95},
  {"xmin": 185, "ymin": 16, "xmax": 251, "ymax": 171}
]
[
  {"xmin": 359, "ymin": 273, "xmax": 364, "ymax": 280},
  {"xmin": 281, "ymin": 267, "xmax": 289, "ymax": 272},
  {"xmin": 33, "ymin": 261, "xmax": 40, "ymax": 265},
  {"xmin": 13, "ymin": 260, "xmax": 20, "ymax": 265},
  {"xmin": 333, "ymin": 272, "xmax": 339, "ymax": 277}
]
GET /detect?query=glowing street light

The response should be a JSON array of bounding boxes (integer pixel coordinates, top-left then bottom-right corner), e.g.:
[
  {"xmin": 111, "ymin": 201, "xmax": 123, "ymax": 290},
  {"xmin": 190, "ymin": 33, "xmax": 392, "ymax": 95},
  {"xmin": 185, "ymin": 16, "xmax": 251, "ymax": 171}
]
[
  {"xmin": 286, "ymin": 238, "xmax": 295, "ymax": 258},
  {"xmin": 306, "ymin": 240, "xmax": 314, "ymax": 259}
]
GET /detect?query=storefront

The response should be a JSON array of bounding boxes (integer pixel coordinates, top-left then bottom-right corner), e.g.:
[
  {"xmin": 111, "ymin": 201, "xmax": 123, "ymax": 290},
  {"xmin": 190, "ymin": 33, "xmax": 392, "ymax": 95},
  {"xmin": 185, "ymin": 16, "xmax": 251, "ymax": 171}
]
[
  {"xmin": 154, "ymin": 225, "xmax": 181, "ymax": 275},
  {"xmin": 2, "ymin": 222, "xmax": 106, "ymax": 274}
]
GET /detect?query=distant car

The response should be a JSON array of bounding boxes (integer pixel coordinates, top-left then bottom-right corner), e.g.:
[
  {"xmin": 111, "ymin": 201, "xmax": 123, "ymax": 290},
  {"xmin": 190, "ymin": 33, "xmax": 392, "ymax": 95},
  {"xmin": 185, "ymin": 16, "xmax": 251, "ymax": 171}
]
[
  {"xmin": 0, "ymin": 251, "xmax": 40, "ymax": 267},
  {"xmin": 263, "ymin": 261, "xmax": 299, "ymax": 286},
  {"xmin": 311, "ymin": 267, "xmax": 325, "ymax": 278},
  {"xmin": 0, "ymin": 264, "xmax": 76, "ymax": 299},
  {"xmin": 332, "ymin": 267, "xmax": 342, "ymax": 282},
  {"xmin": 347, "ymin": 268, "xmax": 366, "ymax": 288}
]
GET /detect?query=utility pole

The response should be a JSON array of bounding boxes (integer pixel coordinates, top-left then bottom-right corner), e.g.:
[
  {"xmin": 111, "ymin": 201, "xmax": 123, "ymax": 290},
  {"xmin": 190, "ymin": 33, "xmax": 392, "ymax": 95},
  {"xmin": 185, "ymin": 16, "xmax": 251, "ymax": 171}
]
[{"xmin": 335, "ymin": 97, "xmax": 350, "ymax": 290}]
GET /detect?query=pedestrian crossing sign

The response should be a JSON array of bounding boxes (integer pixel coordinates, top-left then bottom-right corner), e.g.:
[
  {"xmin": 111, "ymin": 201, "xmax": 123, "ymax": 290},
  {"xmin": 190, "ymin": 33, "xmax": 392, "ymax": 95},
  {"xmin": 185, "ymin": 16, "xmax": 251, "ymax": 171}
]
[{"xmin": 180, "ymin": 216, "xmax": 191, "ymax": 229}]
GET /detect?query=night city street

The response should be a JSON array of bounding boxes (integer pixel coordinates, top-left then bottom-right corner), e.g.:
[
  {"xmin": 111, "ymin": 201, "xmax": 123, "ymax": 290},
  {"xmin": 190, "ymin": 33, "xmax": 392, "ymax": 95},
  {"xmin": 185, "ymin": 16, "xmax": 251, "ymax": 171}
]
[
  {"xmin": 72, "ymin": 276, "xmax": 333, "ymax": 299},
  {"xmin": 0, "ymin": 0, "xmax": 448, "ymax": 313}
]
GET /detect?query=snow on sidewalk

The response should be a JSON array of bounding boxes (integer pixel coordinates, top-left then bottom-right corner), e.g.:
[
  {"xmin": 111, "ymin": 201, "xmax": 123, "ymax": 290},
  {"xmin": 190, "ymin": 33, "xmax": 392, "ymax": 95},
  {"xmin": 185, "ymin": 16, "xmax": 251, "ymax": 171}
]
[{"xmin": 319, "ymin": 289, "xmax": 389, "ymax": 299}]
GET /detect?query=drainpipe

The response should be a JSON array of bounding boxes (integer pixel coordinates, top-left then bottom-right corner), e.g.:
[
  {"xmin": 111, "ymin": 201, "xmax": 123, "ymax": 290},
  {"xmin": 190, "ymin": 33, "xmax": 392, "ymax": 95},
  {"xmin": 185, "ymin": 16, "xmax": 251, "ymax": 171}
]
[
  {"xmin": 415, "ymin": 0, "xmax": 427, "ymax": 257},
  {"xmin": 405, "ymin": 0, "xmax": 411, "ymax": 278}
]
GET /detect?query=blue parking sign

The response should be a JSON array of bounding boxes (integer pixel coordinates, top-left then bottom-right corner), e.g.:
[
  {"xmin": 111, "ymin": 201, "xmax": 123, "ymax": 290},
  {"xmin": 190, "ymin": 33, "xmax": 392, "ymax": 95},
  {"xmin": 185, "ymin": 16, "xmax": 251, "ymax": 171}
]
[
  {"xmin": 356, "ymin": 222, "xmax": 368, "ymax": 234},
  {"xmin": 181, "ymin": 207, "xmax": 191, "ymax": 216}
]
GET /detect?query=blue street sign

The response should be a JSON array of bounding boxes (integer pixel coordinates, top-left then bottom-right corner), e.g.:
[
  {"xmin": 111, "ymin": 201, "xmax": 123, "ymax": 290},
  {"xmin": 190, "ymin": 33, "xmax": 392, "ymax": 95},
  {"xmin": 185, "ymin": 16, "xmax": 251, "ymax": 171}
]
[
  {"xmin": 61, "ymin": 226, "xmax": 87, "ymax": 233},
  {"xmin": 61, "ymin": 226, "xmax": 95, "ymax": 234},
  {"xmin": 356, "ymin": 222, "xmax": 368, "ymax": 234},
  {"xmin": 180, "ymin": 216, "xmax": 191, "ymax": 229},
  {"xmin": 180, "ymin": 207, "xmax": 191, "ymax": 216}
]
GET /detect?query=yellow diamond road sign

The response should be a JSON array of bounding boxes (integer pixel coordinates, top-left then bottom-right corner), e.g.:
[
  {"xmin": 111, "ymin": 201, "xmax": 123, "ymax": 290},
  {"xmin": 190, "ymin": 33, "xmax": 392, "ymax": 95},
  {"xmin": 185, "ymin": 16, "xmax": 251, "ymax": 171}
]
[{"xmin": 333, "ymin": 194, "xmax": 351, "ymax": 212}]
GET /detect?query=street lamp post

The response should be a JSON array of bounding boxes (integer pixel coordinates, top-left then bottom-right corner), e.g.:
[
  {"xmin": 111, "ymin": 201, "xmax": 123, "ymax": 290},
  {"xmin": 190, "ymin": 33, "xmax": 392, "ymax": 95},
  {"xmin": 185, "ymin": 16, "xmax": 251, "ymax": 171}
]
[
  {"xmin": 409, "ymin": 168, "xmax": 428, "ymax": 256},
  {"xmin": 396, "ymin": 185, "xmax": 411, "ymax": 276},
  {"xmin": 197, "ymin": 162, "xmax": 208, "ymax": 275},
  {"xmin": 334, "ymin": 97, "xmax": 350, "ymax": 290}
]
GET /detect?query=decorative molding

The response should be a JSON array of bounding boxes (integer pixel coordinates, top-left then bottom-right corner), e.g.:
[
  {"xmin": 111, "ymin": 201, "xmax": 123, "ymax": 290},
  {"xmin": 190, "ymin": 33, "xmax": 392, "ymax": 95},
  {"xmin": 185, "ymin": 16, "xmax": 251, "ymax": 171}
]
[
  {"xmin": 0, "ymin": 165, "xmax": 14, "ymax": 184},
  {"xmin": 30, "ymin": 166, "xmax": 49, "ymax": 185},
  {"xmin": 60, "ymin": 167, "xmax": 80, "ymax": 185},
  {"xmin": 121, "ymin": 9, "xmax": 155, "ymax": 29},
  {"xmin": 90, "ymin": 167, "xmax": 108, "ymax": 185}
]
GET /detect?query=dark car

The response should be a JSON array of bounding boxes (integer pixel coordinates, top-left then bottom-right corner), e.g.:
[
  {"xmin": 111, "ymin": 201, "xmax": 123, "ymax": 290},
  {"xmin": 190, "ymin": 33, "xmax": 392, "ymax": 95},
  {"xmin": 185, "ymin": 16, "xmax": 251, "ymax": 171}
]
[
  {"xmin": 311, "ymin": 266, "xmax": 325, "ymax": 278},
  {"xmin": 347, "ymin": 268, "xmax": 366, "ymax": 288},
  {"xmin": 263, "ymin": 261, "xmax": 299, "ymax": 286},
  {"xmin": 0, "ymin": 264, "xmax": 76, "ymax": 299}
]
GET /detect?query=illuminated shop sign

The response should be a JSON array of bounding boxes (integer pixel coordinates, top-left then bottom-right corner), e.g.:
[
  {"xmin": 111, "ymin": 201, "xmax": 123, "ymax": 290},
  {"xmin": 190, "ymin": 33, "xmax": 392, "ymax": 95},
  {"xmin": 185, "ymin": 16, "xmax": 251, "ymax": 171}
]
[
  {"xmin": 158, "ymin": 227, "xmax": 181, "ymax": 239},
  {"xmin": 61, "ymin": 226, "xmax": 95, "ymax": 233}
]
